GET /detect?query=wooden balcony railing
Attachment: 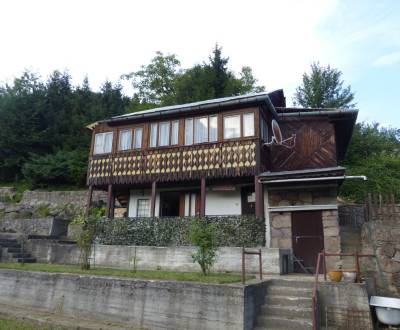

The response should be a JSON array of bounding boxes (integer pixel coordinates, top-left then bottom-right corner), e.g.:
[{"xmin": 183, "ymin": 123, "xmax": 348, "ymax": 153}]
[{"xmin": 87, "ymin": 139, "xmax": 259, "ymax": 186}]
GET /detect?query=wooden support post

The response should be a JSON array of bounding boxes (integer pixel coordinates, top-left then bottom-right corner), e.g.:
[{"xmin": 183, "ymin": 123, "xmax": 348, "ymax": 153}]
[
  {"xmin": 254, "ymin": 175, "xmax": 263, "ymax": 219},
  {"xmin": 106, "ymin": 184, "xmax": 114, "ymax": 218},
  {"xmin": 200, "ymin": 177, "xmax": 206, "ymax": 217},
  {"xmin": 85, "ymin": 185, "xmax": 94, "ymax": 217},
  {"xmin": 150, "ymin": 181, "xmax": 157, "ymax": 218}
]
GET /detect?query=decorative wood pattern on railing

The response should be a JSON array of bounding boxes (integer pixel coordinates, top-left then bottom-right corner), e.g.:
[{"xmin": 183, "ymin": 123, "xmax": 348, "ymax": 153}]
[{"xmin": 88, "ymin": 139, "xmax": 258, "ymax": 185}]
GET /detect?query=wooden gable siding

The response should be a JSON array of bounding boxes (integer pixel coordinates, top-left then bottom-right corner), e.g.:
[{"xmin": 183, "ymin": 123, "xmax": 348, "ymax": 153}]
[{"xmin": 271, "ymin": 118, "xmax": 337, "ymax": 171}]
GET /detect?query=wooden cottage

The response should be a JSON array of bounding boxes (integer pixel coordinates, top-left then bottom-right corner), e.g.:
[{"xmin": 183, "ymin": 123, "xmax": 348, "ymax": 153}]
[{"xmin": 86, "ymin": 90, "xmax": 357, "ymax": 272}]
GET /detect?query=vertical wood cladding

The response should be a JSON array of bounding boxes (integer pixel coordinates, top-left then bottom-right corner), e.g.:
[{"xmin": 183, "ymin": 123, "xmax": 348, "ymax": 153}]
[{"xmin": 271, "ymin": 119, "xmax": 337, "ymax": 171}]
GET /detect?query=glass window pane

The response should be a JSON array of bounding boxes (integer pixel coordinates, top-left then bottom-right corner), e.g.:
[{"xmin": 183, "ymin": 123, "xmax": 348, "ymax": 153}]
[
  {"xmin": 194, "ymin": 117, "xmax": 208, "ymax": 143},
  {"xmin": 171, "ymin": 121, "xmax": 179, "ymax": 145},
  {"xmin": 185, "ymin": 118, "xmax": 193, "ymax": 145},
  {"xmin": 104, "ymin": 132, "xmax": 113, "ymax": 153},
  {"xmin": 243, "ymin": 113, "xmax": 255, "ymax": 137},
  {"xmin": 159, "ymin": 121, "xmax": 170, "ymax": 146},
  {"xmin": 134, "ymin": 128, "xmax": 142, "ymax": 149},
  {"xmin": 209, "ymin": 116, "xmax": 218, "ymax": 142},
  {"xmin": 137, "ymin": 199, "xmax": 150, "ymax": 217},
  {"xmin": 150, "ymin": 123, "xmax": 158, "ymax": 147},
  {"xmin": 118, "ymin": 130, "xmax": 132, "ymax": 151},
  {"xmin": 94, "ymin": 133, "xmax": 104, "ymax": 154},
  {"xmin": 223, "ymin": 115, "xmax": 240, "ymax": 139}
]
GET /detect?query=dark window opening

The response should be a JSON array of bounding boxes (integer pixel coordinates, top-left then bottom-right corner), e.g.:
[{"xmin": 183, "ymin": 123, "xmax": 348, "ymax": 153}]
[{"xmin": 160, "ymin": 192, "xmax": 181, "ymax": 217}]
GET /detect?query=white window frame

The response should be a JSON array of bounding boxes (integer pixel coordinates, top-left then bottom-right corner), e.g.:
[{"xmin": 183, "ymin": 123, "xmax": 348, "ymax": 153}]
[
  {"xmin": 133, "ymin": 127, "xmax": 143, "ymax": 149},
  {"xmin": 194, "ymin": 116, "xmax": 208, "ymax": 144},
  {"xmin": 158, "ymin": 121, "xmax": 170, "ymax": 147},
  {"xmin": 185, "ymin": 118, "xmax": 194, "ymax": 145},
  {"xmin": 209, "ymin": 115, "xmax": 218, "ymax": 142},
  {"xmin": 223, "ymin": 115, "xmax": 241, "ymax": 139},
  {"xmin": 118, "ymin": 129, "xmax": 132, "ymax": 151},
  {"xmin": 149, "ymin": 123, "xmax": 158, "ymax": 148},
  {"xmin": 94, "ymin": 132, "xmax": 113, "ymax": 155},
  {"xmin": 137, "ymin": 199, "xmax": 150, "ymax": 217},
  {"xmin": 243, "ymin": 113, "xmax": 255, "ymax": 137},
  {"xmin": 171, "ymin": 120, "xmax": 179, "ymax": 145}
]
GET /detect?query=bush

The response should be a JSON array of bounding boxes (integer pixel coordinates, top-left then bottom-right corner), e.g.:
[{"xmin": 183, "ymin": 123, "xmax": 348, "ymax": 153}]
[
  {"xmin": 188, "ymin": 220, "xmax": 217, "ymax": 275},
  {"xmin": 95, "ymin": 216, "xmax": 264, "ymax": 247},
  {"xmin": 76, "ymin": 215, "xmax": 99, "ymax": 270}
]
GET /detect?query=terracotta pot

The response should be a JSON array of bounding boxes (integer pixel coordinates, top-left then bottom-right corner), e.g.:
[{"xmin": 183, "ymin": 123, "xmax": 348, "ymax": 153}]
[{"xmin": 328, "ymin": 270, "xmax": 343, "ymax": 282}]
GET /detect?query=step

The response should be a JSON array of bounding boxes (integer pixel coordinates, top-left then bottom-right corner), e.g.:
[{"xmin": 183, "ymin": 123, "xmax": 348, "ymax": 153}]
[
  {"xmin": 261, "ymin": 304, "xmax": 313, "ymax": 319},
  {"xmin": 264, "ymin": 294, "xmax": 313, "ymax": 308},
  {"xmin": 255, "ymin": 315, "xmax": 313, "ymax": 329},
  {"xmin": 16, "ymin": 257, "xmax": 36, "ymax": 263},
  {"xmin": 267, "ymin": 279, "xmax": 314, "ymax": 289},
  {"xmin": 11, "ymin": 253, "xmax": 32, "ymax": 259},
  {"xmin": 5, "ymin": 247, "xmax": 22, "ymax": 253},
  {"xmin": 266, "ymin": 285, "xmax": 312, "ymax": 298}
]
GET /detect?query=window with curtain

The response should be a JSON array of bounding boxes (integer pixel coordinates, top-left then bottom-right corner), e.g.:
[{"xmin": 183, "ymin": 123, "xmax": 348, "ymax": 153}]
[
  {"xmin": 159, "ymin": 121, "xmax": 170, "ymax": 146},
  {"xmin": 223, "ymin": 115, "xmax": 240, "ymax": 139},
  {"xmin": 171, "ymin": 121, "xmax": 179, "ymax": 145},
  {"xmin": 209, "ymin": 116, "xmax": 218, "ymax": 142},
  {"xmin": 194, "ymin": 117, "xmax": 208, "ymax": 143},
  {"xmin": 150, "ymin": 123, "xmax": 158, "ymax": 147},
  {"xmin": 118, "ymin": 129, "xmax": 132, "ymax": 151},
  {"xmin": 133, "ymin": 128, "xmax": 142, "ymax": 149},
  {"xmin": 185, "ymin": 118, "xmax": 193, "ymax": 145},
  {"xmin": 94, "ymin": 132, "xmax": 113, "ymax": 154},
  {"xmin": 243, "ymin": 113, "xmax": 255, "ymax": 137},
  {"xmin": 137, "ymin": 199, "xmax": 150, "ymax": 217}
]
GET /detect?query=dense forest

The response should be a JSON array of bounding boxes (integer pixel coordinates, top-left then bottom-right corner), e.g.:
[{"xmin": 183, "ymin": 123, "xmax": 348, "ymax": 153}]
[{"xmin": 0, "ymin": 46, "xmax": 399, "ymax": 202}]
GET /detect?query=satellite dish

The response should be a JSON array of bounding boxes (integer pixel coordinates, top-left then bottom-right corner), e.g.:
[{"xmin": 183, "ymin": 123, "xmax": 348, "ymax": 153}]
[
  {"xmin": 264, "ymin": 119, "xmax": 296, "ymax": 149},
  {"xmin": 271, "ymin": 119, "xmax": 282, "ymax": 144}
]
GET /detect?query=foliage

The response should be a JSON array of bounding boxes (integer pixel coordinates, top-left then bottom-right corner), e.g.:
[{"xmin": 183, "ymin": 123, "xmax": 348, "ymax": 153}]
[
  {"xmin": 0, "ymin": 71, "xmax": 128, "ymax": 186},
  {"xmin": 0, "ymin": 262, "xmax": 254, "ymax": 284},
  {"xmin": 293, "ymin": 62, "xmax": 355, "ymax": 109},
  {"xmin": 33, "ymin": 203, "xmax": 51, "ymax": 218},
  {"xmin": 188, "ymin": 220, "xmax": 217, "ymax": 275},
  {"xmin": 339, "ymin": 122, "xmax": 400, "ymax": 202},
  {"xmin": 95, "ymin": 216, "xmax": 264, "ymax": 247},
  {"xmin": 124, "ymin": 44, "xmax": 265, "ymax": 108},
  {"xmin": 76, "ymin": 215, "xmax": 100, "ymax": 270}
]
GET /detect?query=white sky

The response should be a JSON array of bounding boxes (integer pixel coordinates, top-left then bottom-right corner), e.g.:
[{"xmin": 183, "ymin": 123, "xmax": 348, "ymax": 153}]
[{"xmin": 1, "ymin": 0, "xmax": 399, "ymax": 125}]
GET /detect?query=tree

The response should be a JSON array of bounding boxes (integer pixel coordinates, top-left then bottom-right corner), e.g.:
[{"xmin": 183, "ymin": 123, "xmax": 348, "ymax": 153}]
[
  {"xmin": 293, "ymin": 62, "xmax": 355, "ymax": 108},
  {"xmin": 339, "ymin": 122, "xmax": 400, "ymax": 202},
  {"xmin": 122, "ymin": 51, "xmax": 181, "ymax": 106}
]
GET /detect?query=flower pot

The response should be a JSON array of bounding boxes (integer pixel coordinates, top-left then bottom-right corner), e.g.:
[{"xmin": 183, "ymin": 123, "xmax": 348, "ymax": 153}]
[{"xmin": 328, "ymin": 270, "xmax": 343, "ymax": 282}]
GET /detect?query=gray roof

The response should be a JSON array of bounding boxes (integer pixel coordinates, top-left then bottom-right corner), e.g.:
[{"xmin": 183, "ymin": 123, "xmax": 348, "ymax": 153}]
[{"xmin": 107, "ymin": 91, "xmax": 278, "ymax": 123}]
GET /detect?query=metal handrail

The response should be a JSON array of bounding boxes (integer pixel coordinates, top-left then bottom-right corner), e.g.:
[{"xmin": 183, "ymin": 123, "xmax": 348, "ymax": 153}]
[
  {"xmin": 241, "ymin": 247, "xmax": 262, "ymax": 284},
  {"xmin": 311, "ymin": 250, "xmax": 375, "ymax": 330}
]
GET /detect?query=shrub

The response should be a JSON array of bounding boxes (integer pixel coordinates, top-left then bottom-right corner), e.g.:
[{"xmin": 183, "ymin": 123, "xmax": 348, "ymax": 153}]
[
  {"xmin": 33, "ymin": 203, "xmax": 51, "ymax": 217},
  {"xmin": 188, "ymin": 220, "xmax": 217, "ymax": 275},
  {"xmin": 77, "ymin": 215, "xmax": 99, "ymax": 270}
]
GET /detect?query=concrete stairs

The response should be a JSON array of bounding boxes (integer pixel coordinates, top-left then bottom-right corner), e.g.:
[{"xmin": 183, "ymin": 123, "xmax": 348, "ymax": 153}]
[
  {"xmin": 0, "ymin": 235, "xmax": 36, "ymax": 263},
  {"xmin": 254, "ymin": 279, "xmax": 313, "ymax": 330}
]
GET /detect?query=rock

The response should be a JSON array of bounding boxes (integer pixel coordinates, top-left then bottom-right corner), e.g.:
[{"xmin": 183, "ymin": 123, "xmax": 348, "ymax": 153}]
[
  {"xmin": 324, "ymin": 237, "xmax": 340, "ymax": 253},
  {"xmin": 271, "ymin": 214, "xmax": 291, "ymax": 228},
  {"xmin": 381, "ymin": 244, "xmax": 395, "ymax": 258},
  {"xmin": 324, "ymin": 226, "xmax": 339, "ymax": 237}
]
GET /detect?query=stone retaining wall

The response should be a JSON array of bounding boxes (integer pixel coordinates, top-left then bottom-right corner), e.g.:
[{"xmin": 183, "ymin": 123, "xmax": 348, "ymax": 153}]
[
  {"xmin": 26, "ymin": 239, "xmax": 291, "ymax": 274},
  {"xmin": 0, "ymin": 269, "xmax": 267, "ymax": 330}
]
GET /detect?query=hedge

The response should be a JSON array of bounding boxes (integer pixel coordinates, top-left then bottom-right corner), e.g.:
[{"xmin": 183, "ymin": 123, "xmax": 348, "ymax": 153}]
[{"xmin": 95, "ymin": 216, "xmax": 264, "ymax": 247}]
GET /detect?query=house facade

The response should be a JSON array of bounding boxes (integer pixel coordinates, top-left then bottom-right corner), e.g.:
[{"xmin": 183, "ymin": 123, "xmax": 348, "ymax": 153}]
[{"xmin": 86, "ymin": 90, "xmax": 357, "ymax": 272}]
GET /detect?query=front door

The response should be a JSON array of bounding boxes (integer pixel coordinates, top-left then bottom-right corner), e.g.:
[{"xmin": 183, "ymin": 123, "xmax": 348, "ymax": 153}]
[
  {"xmin": 292, "ymin": 211, "xmax": 324, "ymax": 273},
  {"xmin": 160, "ymin": 192, "xmax": 185, "ymax": 217}
]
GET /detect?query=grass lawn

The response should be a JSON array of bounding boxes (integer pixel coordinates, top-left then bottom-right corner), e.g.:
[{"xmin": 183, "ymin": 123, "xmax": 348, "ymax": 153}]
[
  {"xmin": 0, "ymin": 316, "xmax": 65, "ymax": 330},
  {"xmin": 0, "ymin": 262, "xmax": 253, "ymax": 284}
]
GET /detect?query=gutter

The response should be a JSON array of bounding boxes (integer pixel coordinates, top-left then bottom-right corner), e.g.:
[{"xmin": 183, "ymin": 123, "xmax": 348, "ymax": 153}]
[
  {"xmin": 277, "ymin": 109, "xmax": 358, "ymax": 118},
  {"xmin": 259, "ymin": 175, "xmax": 367, "ymax": 184}
]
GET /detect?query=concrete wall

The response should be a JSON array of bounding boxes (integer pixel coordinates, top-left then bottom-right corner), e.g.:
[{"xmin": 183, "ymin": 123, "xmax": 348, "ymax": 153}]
[
  {"xmin": 0, "ymin": 269, "xmax": 266, "ymax": 330},
  {"xmin": 318, "ymin": 282, "xmax": 373, "ymax": 329},
  {"xmin": 26, "ymin": 239, "xmax": 290, "ymax": 274},
  {"xmin": 21, "ymin": 190, "xmax": 107, "ymax": 207}
]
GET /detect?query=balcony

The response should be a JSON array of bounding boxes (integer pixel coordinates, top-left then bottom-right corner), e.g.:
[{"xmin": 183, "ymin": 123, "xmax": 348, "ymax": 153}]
[{"xmin": 87, "ymin": 138, "xmax": 259, "ymax": 186}]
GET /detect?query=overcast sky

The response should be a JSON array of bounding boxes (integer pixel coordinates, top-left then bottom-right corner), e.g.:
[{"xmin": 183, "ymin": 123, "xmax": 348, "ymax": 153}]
[{"xmin": 1, "ymin": 0, "xmax": 399, "ymax": 125}]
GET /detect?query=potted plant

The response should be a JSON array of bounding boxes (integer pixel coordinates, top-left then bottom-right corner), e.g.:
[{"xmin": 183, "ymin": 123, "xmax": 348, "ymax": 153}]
[{"xmin": 328, "ymin": 261, "xmax": 343, "ymax": 282}]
